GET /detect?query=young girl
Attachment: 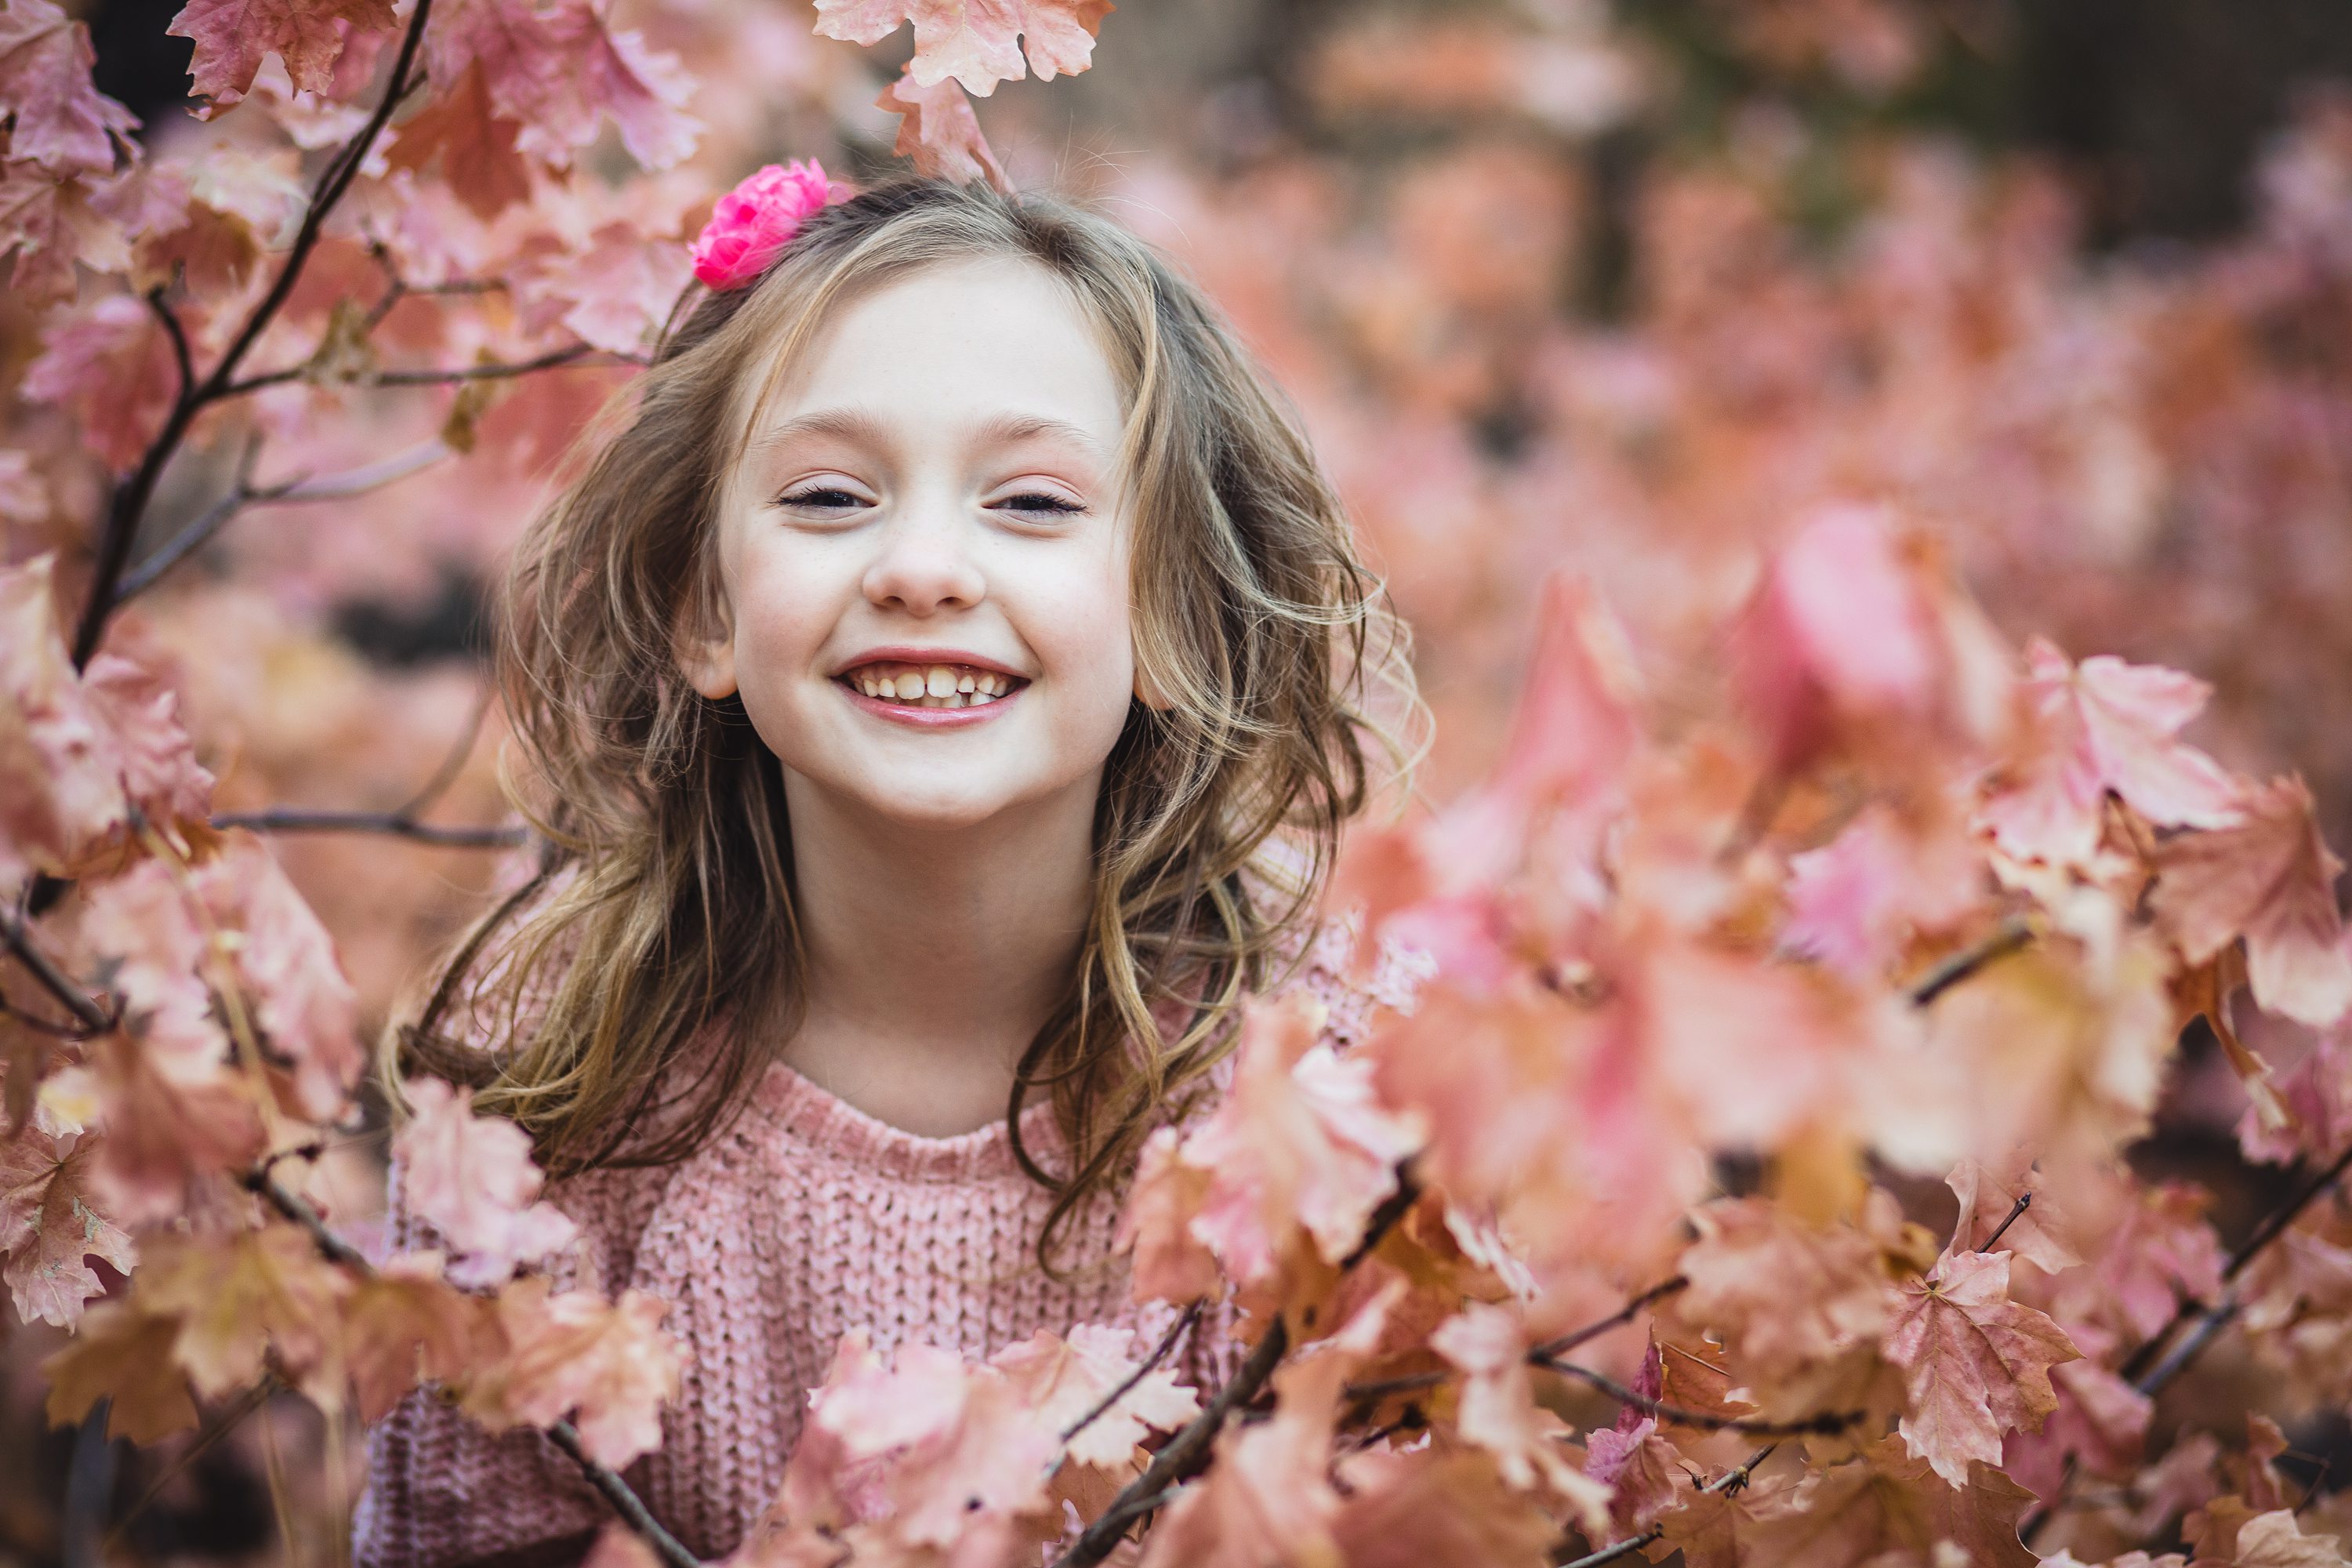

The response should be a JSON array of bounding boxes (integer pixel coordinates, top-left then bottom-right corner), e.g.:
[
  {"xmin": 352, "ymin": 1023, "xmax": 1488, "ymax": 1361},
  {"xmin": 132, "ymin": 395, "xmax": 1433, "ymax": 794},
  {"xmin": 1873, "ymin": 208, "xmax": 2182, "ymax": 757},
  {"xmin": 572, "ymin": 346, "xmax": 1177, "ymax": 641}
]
[{"xmin": 354, "ymin": 172, "xmax": 1417, "ymax": 1568}]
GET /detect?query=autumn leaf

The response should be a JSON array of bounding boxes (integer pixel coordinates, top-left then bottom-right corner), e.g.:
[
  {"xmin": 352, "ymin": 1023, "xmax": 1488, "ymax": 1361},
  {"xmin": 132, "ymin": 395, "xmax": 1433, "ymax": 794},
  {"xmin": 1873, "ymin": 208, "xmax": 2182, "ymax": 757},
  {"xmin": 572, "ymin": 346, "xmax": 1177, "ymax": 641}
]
[
  {"xmin": 0, "ymin": 554, "xmax": 127, "ymax": 881},
  {"xmin": 0, "ymin": 0, "xmax": 140, "ymax": 174},
  {"xmin": 165, "ymin": 0, "xmax": 396, "ymax": 106},
  {"xmin": 342, "ymin": 1252, "xmax": 495, "ymax": 1421},
  {"xmin": 877, "ymin": 69, "xmax": 1008, "ymax": 191},
  {"xmin": 1328, "ymin": 1446, "xmax": 1560, "ymax": 1568},
  {"xmin": 1432, "ymin": 1301, "xmax": 1611, "ymax": 1520},
  {"xmin": 383, "ymin": 63, "xmax": 532, "ymax": 220},
  {"xmin": 1137, "ymin": 1350, "xmax": 1348, "ymax": 1568},
  {"xmin": 1671, "ymin": 1198, "xmax": 1896, "ymax": 1421},
  {"xmin": 815, "ymin": 0, "xmax": 1112, "ymax": 96},
  {"xmin": 1744, "ymin": 1437, "xmax": 2038, "ymax": 1568},
  {"xmin": 81, "ymin": 654, "xmax": 215, "ymax": 830},
  {"xmin": 1946, "ymin": 1155, "xmax": 2082, "ymax": 1276},
  {"xmin": 1980, "ymin": 638, "xmax": 2247, "ymax": 867},
  {"xmin": 394, "ymin": 1076, "xmax": 579, "ymax": 1289},
  {"xmin": 421, "ymin": 0, "xmax": 699, "ymax": 175},
  {"xmin": 1168, "ymin": 993, "xmax": 1424, "ymax": 1287},
  {"xmin": 989, "ymin": 1322, "xmax": 1200, "ymax": 1469},
  {"xmin": 42, "ymin": 1296, "xmax": 198, "ymax": 1443},
  {"xmin": 0, "ymin": 161, "xmax": 131, "ymax": 306},
  {"xmin": 463, "ymin": 1277, "xmax": 681, "ymax": 1468},
  {"xmin": 1882, "ymin": 1248, "xmax": 2078, "ymax": 1486},
  {"xmin": 1582, "ymin": 1347, "xmax": 1686, "ymax": 1534},
  {"xmin": 137, "ymin": 1223, "xmax": 352, "ymax": 1405},
  {"xmin": 517, "ymin": 222, "xmax": 692, "ymax": 356},
  {"xmin": 0, "ymin": 1128, "xmax": 133, "ymax": 1327},
  {"xmin": 2151, "ymin": 774, "xmax": 2352, "ymax": 1027},
  {"xmin": 22, "ymin": 292, "xmax": 180, "ymax": 471}
]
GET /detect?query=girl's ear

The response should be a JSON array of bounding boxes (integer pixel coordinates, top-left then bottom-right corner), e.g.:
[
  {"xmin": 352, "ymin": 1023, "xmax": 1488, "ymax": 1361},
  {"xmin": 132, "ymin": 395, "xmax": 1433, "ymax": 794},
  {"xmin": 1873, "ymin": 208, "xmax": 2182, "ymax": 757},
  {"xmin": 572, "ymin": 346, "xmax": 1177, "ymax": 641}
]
[{"xmin": 676, "ymin": 592, "xmax": 739, "ymax": 701}]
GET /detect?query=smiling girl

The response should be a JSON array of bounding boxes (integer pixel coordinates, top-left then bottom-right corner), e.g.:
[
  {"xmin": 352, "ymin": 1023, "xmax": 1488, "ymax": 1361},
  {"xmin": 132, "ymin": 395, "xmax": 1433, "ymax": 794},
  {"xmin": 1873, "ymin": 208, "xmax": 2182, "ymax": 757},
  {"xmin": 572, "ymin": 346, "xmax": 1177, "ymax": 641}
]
[{"xmin": 355, "ymin": 172, "xmax": 1418, "ymax": 1568}]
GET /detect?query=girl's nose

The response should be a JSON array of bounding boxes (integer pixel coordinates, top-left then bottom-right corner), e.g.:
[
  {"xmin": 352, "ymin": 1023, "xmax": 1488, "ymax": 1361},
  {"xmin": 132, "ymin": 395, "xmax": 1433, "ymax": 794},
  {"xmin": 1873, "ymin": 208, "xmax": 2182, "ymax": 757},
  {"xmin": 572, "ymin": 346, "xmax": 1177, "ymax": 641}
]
[{"xmin": 860, "ymin": 497, "xmax": 986, "ymax": 616}]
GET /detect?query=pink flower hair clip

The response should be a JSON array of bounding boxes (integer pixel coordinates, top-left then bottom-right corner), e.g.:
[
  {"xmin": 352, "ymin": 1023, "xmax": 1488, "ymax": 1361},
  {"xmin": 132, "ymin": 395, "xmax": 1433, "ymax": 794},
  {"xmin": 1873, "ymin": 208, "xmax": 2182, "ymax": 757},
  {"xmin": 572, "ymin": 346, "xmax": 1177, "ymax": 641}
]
[{"xmin": 690, "ymin": 159, "xmax": 851, "ymax": 292}]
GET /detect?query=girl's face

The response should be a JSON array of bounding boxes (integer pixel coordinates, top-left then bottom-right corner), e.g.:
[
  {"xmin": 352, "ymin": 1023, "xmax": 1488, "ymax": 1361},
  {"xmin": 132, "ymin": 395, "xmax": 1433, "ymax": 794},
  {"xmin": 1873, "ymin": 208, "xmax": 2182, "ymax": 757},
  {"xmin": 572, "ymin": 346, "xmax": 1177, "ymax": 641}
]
[{"xmin": 686, "ymin": 257, "xmax": 1139, "ymax": 831}]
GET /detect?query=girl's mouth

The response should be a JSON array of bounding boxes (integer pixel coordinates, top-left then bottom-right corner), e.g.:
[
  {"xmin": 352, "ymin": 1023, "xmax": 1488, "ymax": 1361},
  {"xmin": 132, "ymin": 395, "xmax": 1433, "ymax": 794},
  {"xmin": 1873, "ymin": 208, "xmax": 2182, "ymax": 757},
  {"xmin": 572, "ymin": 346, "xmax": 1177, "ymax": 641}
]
[{"xmin": 836, "ymin": 660, "xmax": 1028, "ymax": 712}]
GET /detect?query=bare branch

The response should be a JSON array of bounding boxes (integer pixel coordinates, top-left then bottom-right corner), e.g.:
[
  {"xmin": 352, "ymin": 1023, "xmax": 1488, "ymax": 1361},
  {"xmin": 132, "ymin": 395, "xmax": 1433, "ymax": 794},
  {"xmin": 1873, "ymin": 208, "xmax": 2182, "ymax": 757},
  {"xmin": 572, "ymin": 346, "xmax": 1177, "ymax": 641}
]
[
  {"xmin": 211, "ymin": 809, "xmax": 527, "ymax": 849},
  {"xmin": 545, "ymin": 1422, "xmax": 702, "ymax": 1568},
  {"xmin": 1530, "ymin": 1354, "xmax": 1857, "ymax": 1437},
  {"xmin": 71, "ymin": 0, "xmax": 441, "ymax": 666},
  {"xmin": 1060, "ymin": 1301, "xmax": 1202, "ymax": 1446},
  {"xmin": 145, "ymin": 288, "xmax": 194, "ymax": 401},
  {"xmin": 224, "ymin": 342, "xmax": 636, "ymax": 397},
  {"xmin": 243, "ymin": 1169, "xmax": 699, "ymax": 1565},
  {"xmin": 0, "ymin": 908, "xmax": 112, "ymax": 1033},
  {"xmin": 1556, "ymin": 1443, "xmax": 1777, "ymax": 1568},
  {"xmin": 1907, "ymin": 918, "xmax": 2032, "ymax": 1007},
  {"xmin": 1981, "ymin": 1192, "xmax": 2033, "ymax": 1254},
  {"xmin": 1049, "ymin": 1318, "xmax": 1292, "ymax": 1568},
  {"xmin": 1534, "ymin": 1275, "xmax": 1690, "ymax": 1360}
]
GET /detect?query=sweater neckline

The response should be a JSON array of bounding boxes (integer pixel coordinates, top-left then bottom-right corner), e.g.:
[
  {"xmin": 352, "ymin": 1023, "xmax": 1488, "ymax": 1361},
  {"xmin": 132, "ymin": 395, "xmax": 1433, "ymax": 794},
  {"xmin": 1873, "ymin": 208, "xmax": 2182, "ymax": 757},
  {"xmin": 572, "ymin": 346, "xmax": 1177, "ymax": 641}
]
[{"xmin": 747, "ymin": 1059, "xmax": 1065, "ymax": 1184}]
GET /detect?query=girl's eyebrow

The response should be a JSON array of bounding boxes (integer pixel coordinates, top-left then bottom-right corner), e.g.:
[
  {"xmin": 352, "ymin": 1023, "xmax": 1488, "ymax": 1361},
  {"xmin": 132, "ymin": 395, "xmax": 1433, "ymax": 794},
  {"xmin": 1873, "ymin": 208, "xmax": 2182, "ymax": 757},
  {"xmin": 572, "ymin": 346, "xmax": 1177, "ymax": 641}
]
[{"xmin": 752, "ymin": 408, "xmax": 1106, "ymax": 461}]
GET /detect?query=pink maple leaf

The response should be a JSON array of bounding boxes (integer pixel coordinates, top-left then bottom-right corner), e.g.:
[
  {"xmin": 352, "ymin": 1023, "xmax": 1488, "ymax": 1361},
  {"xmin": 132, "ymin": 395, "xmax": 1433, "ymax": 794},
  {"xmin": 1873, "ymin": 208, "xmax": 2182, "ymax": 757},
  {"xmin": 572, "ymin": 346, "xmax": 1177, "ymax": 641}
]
[
  {"xmin": 877, "ymin": 71, "xmax": 1007, "ymax": 191},
  {"xmin": 194, "ymin": 836, "xmax": 363, "ymax": 1123},
  {"xmin": 1432, "ymin": 1301, "xmax": 1612, "ymax": 1515},
  {"xmin": 1980, "ymin": 637, "xmax": 2248, "ymax": 867},
  {"xmin": 0, "ymin": 1127, "xmax": 133, "ymax": 1327},
  {"xmin": 0, "ymin": 162, "xmax": 132, "ymax": 307},
  {"xmin": 0, "ymin": 0, "xmax": 140, "ymax": 174},
  {"xmin": 815, "ymin": 0, "xmax": 1112, "ymax": 96},
  {"xmin": 989, "ymin": 1322, "xmax": 1200, "ymax": 1469},
  {"xmin": 2151, "ymin": 774, "xmax": 2352, "ymax": 1027},
  {"xmin": 1883, "ymin": 1249, "xmax": 2079, "ymax": 1486},
  {"xmin": 468, "ymin": 1278, "xmax": 681, "ymax": 1468},
  {"xmin": 521, "ymin": 222, "xmax": 691, "ymax": 355},
  {"xmin": 0, "ymin": 555, "xmax": 128, "ymax": 882},
  {"xmin": 1173, "ymin": 993, "xmax": 1423, "ymax": 1284},
  {"xmin": 82, "ymin": 654, "xmax": 214, "ymax": 830},
  {"xmin": 164, "ymin": 0, "xmax": 395, "ymax": 106},
  {"xmin": 23, "ymin": 293, "xmax": 180, "ymax": 471},
  {"xmin": 394, "ymin": 1076, "xmax": 578, "ymax": 1288}
]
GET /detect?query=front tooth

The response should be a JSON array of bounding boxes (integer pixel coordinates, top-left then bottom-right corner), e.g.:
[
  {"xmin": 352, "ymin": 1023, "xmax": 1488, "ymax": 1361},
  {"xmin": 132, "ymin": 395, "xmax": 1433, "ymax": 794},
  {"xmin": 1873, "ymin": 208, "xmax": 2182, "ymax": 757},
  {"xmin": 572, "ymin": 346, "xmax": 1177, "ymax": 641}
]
[
  {"xmin": 893, "ymin": 671, "xmax": 925, "ymax": 700},
  {"xmin": 926, "ymin": 666, "xmax": 956, "ymax": 698},
  {"xmin": 956, "ymin": 673, "xmax": 977, "ymax": 693},
  {"xmin": 976, "ymin": 673, "xmax": 998, "ymax": 695}
]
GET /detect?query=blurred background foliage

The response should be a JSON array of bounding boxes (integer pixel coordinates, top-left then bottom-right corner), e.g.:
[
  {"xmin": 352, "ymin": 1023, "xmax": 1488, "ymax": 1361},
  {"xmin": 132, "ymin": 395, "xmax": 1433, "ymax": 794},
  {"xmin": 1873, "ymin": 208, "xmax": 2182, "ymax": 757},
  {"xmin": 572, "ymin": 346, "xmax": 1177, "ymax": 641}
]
[{"xmin": 11, "ymin": 0, "xmax": 2352, "ymax": 1563}]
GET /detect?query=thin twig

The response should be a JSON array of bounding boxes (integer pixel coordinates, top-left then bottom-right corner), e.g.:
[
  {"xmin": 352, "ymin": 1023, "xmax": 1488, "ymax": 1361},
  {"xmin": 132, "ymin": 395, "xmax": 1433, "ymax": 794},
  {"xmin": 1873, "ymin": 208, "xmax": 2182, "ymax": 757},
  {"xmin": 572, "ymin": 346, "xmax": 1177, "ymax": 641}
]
[
  {"xmin": 1061, "ymin": 1301, "xmax": 1202, "ymax": 1445},
  {"xmin": 0, "ymin": 909, "xmax": 111, "ymax": 1033},
  {"xmin": 242, "ymin": 1170, "xmax": 698, "ymax": 1564},
  {"xmin": 103, "ymin": 1381, "xmax": 279, "ymax": 1548},
  {"xmin": 2117, "ymin": 1138, "xmax": 2352, "ymax": 1386},
  {"xmin": 1907, "ymin": 918, "xmax": 2032, "ymax": 1007},
  {"xmin": 146, "ymin": 289, "xmax": 194, "ymax": 401},
  {"xmin": 224, "ymin": 342, "xmax": 630, "ymax": 397},
  {"xmin": 544, "ymin": 1422, "xmax": 700, "ymax": 1568},
  {"xmin": 1530, "ymin": 1356, "xmax": 1857, "ymax": 1437},
  {"xmin": 1980, "ymin": 1192, "xmax": 2032, "ymax": 1254},
  {"xmin": 0, "ymin": 984, "xmax": 110, "ymax": 1038},
  {"xmin": 1556, "ymin": 1443, "xmax": 1778, "ymax": 1568},
  {"xmin": 1534, "ymin": 1276, "xmax": 1690, "ymax": 1360},
  {"xmin": 71, "ymin": 0, "xmax": 440, "ymax": 664},
  {"xmin": 1049, "ymin": 1318, "xmax": 1292, "ymax": 1568},
  {"xmin": 212, "ymin": 809, "xmax": 526, "ymax": 848}
]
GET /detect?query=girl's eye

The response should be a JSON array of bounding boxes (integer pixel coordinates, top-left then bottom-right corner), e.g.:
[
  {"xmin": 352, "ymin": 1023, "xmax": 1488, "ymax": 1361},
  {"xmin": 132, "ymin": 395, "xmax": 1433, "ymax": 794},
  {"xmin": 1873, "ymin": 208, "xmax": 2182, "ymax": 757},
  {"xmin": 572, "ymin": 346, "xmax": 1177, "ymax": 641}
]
[
  {"xmin": 778, "ymin": 487, "xmax": 866, "ymax": 512},
  {"xmin": 996, "ymin": 492, "xmax": 1085, "ymax": 518}
]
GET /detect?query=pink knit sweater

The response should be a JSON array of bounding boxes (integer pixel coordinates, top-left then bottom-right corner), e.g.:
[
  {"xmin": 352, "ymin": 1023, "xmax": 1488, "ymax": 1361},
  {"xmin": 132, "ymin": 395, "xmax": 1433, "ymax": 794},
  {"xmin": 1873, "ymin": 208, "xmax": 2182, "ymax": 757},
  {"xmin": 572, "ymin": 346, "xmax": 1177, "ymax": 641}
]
[{"xmin": 352, "ymin": 924, "xmax": 1420, "ymax": 1568}]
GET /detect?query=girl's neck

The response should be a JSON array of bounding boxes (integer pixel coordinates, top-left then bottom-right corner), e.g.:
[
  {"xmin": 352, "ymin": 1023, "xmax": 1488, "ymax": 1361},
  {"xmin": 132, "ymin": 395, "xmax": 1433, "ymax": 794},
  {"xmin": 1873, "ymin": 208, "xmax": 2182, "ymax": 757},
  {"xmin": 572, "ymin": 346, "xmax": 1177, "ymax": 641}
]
[{"xmin": 777, "ymin": 771, "xmax": 1098, "ymax": 1138}]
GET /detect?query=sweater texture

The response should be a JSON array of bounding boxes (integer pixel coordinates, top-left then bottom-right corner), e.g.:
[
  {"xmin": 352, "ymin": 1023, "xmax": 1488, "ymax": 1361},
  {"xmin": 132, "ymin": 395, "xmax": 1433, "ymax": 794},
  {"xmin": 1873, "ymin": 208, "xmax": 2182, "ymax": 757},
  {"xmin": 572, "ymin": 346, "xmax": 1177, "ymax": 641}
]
[{"xmin": 352, "ymin": 923, "xmax": 1423, "ymax": 1568}]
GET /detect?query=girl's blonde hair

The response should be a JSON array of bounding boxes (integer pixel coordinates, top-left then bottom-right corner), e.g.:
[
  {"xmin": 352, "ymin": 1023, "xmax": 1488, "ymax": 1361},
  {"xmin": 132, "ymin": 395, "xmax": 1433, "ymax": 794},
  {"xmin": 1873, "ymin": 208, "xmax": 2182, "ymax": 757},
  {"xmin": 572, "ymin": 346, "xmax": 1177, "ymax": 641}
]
[{"xmin": 397, "ymin": 176, "xmax": 1418, "ymax": 1269}]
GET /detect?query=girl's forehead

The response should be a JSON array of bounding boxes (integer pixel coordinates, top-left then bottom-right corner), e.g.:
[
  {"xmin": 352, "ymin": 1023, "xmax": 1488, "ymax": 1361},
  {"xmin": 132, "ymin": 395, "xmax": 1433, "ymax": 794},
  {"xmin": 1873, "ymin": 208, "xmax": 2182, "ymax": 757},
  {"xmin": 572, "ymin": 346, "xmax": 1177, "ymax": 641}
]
[{"xmin": 740, "ymin": 257, "xmax": 1129, "ymax": 457}]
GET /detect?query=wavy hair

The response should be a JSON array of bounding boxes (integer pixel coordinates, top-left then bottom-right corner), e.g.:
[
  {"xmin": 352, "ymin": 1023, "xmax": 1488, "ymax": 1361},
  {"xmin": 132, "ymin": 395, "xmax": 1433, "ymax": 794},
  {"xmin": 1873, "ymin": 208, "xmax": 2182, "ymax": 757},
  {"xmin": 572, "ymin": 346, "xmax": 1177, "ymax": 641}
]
[{"xmin": 395, "ymin": 175, "xmax": 1420, "ymax": 1270}]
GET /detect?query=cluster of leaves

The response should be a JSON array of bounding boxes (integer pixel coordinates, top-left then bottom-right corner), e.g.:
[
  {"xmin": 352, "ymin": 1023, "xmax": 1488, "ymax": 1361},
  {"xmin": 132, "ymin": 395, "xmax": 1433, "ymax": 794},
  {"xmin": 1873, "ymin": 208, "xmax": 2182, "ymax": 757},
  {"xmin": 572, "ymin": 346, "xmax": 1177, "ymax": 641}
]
[{"xmin": 6, "ymin": 0, "xmax": 2352, "ymax": 1565}]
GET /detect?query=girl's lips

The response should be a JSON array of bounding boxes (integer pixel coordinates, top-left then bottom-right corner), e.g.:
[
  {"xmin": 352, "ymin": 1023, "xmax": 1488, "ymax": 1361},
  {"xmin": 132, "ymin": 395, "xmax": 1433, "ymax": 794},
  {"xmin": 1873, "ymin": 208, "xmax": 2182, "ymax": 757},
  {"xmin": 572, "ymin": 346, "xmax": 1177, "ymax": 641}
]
[{"xmin": 837, "ymin": 677, "xmax": 1023, "ymax": 728}]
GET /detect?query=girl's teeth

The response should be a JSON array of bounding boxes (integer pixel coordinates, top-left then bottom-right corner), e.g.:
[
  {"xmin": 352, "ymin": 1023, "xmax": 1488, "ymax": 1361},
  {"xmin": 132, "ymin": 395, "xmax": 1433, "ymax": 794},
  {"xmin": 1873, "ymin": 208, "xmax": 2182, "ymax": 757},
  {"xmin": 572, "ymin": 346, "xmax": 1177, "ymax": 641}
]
[{"xmin": 848, "ymin": 662, "xmax": 1016, "ymax": 709}]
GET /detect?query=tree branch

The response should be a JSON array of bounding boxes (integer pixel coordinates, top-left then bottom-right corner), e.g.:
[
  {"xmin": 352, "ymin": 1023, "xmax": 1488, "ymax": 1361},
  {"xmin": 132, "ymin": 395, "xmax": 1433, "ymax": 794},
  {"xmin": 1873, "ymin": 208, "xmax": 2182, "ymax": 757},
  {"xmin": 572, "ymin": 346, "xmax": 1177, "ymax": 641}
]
[
  {"xmin": 223, "ymin": 342, "xmax": 634, "ymax": 397},
  {"xmin": 0, "ymin": 908, "xmax": 112, "ymax": 1034},
  {"xmin": 210, "ymin": 809, "xmax": 527, "ymax": 849},
  {"xmin": 1530, "ymin": 1355, "xmax": 1858, "ymax": 1437},
  {"xmin": 1060, "ymin": 1301, "xmax": 1202, "ymax": 1446},
  {"xmin": 1907, "ymin": 918, "xmax": 2032, "ymax": 1007},
  {"xmin": 242, "ymin": 1169, "xmax": 698, "ymax": 1566},
  {"xmin": 70, "ymin": 0, "xmax": 439, "ymax": 665},
  {"xmin": 1556, "ymin": 1443, "xmax": 1777, "ymax": 1568}
]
